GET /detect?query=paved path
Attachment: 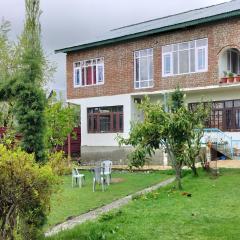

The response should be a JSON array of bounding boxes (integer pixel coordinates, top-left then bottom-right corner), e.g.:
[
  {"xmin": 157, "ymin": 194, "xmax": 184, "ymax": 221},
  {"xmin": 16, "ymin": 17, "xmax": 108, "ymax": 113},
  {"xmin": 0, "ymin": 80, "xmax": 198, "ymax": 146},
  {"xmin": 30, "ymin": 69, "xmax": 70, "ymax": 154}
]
[{"xmin": 45, "ymin": 177, "xmax": 175, "ymax": 237}]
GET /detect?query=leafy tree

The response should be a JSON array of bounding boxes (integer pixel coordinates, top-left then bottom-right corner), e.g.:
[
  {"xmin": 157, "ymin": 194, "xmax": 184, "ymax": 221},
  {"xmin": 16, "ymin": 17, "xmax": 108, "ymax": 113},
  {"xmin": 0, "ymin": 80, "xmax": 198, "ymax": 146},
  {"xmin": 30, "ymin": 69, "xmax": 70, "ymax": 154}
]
[
  {"xmin": 0, "ymin": 0, "xmax": 47, "ymax": 162},
  {"xmin": 45, "ymin": 92, "xmax": 79, "ymax": 152},
  {"xmin": 183, "ymin": 104, "xmax": 209, "ymax": 176},
  {"xmin": 0, "ymin": 144, "xmax": 59, "ymax": 240},
  {"xmin": 118, "ymin": 89, "xmax": 208, "ymax": 189}
]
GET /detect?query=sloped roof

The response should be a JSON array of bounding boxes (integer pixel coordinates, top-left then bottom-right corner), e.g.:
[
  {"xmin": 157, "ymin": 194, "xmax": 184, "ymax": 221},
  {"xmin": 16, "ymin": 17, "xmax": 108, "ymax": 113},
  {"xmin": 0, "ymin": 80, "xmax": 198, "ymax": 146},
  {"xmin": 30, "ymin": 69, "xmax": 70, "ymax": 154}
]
[{"xmin": 56, "ymin": 0, "xmax": 240, "ymax": 53}]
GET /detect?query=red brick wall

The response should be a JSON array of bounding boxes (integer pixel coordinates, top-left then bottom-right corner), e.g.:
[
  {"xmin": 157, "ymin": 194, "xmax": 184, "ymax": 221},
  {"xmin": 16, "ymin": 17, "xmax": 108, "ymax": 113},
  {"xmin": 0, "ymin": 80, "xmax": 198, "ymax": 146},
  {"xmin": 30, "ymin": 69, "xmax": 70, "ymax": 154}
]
[{"xmin": 66, "ymin": 18, "xmax": 240, "ymax": 100}]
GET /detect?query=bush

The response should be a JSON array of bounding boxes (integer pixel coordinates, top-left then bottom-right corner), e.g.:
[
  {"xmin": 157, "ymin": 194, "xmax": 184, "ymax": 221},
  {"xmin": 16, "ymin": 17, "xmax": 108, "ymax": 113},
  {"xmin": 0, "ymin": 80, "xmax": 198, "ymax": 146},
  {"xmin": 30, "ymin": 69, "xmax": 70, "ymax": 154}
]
[
  {"xmin": 47, "ymin": 151, "xmax": 71, "ymax": 176},
  {"xmin": 0, "ymin": 144, "xmax": 59, "ymax": 240}
]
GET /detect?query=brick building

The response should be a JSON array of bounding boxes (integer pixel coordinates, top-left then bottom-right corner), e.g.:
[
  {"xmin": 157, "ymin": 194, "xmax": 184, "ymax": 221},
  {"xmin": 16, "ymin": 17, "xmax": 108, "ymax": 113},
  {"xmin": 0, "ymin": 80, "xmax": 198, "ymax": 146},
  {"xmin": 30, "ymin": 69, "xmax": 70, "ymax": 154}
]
[{"xmin": 56, "ymin": 0, "xmax": 240, "ymax": 164}]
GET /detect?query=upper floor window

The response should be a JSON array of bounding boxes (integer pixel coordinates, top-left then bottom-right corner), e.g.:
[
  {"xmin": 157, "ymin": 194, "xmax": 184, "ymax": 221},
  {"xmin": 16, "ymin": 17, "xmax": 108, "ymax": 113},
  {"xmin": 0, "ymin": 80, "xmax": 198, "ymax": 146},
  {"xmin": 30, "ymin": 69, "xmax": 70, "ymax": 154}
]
[
  {"xmin": 162, "ymin": 38, "xmax": 208, "ymax": 77},
  {"xmin": 74, "ymin": 57, "xmax": 104, "ymax": 87},
  {"xmin": 134, "ymin": 48, "xmax": 153, "ymax": 89}
]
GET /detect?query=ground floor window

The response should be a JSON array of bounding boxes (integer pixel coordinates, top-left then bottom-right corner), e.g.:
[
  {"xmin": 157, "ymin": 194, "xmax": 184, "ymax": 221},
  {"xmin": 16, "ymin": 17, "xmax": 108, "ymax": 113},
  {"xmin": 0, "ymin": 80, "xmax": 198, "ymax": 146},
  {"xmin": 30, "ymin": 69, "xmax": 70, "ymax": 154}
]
[
  {"xmin": 87, "ymin": 106, "xmax": 123, "ymax": 133},
  {"xmin": 189, "ymin": 100, "xmax": 240, "ymax": 131}
]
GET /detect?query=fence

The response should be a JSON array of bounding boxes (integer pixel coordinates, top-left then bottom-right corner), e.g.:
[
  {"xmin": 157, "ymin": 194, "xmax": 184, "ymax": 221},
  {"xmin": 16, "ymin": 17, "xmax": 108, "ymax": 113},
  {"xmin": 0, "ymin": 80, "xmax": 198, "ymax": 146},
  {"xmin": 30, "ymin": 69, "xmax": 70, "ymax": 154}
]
[{"xmin": 0, "ymin": 127, "xmax": 81, "ymax": 157}]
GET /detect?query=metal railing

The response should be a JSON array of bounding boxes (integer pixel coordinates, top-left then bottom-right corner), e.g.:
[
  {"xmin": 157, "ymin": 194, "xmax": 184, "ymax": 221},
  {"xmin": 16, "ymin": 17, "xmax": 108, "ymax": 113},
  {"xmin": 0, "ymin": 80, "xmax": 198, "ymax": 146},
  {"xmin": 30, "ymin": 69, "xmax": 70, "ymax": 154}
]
[{"xmin": 201, "ymin": 128, "xmax": 233, "ymax": 159}]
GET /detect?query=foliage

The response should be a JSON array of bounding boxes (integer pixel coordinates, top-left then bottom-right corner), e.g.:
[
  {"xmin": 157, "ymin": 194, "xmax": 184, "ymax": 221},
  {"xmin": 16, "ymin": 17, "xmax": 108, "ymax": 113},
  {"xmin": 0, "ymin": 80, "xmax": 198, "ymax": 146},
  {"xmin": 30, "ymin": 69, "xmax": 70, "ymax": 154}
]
[
  {"xmin": 47, "ymin": 151, "xmax": 71, "ymax": 176},
  {"xmin": 118, "ymin": 88, "xmax": 208, "ymax": 189},
  {"xmin": 0, "ymin": 1, "xmax": 57, "ymax": 162},
  {"xmin": 0, "ymin": 128, "xmax": 19, "ymax": 150},
  {"xmin": 0, "ymin": 144, "xmax": 59, "ymax": 240},
  {"xmin": 45, "ymin": 92, "xmax": 78, "ymax": 152},
  {"xmin": 183, "ymin": 104, "xmax": 210, "ymax": 176}
]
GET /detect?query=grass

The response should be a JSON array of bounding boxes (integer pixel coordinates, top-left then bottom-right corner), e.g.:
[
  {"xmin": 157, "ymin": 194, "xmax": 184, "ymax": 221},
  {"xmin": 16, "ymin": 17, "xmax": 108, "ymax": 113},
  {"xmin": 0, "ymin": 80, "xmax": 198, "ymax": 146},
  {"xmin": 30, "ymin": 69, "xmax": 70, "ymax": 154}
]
[
  {"xmin": 45, "ymin": 169, "xmax": 240, "ymax": 240},
  {"xmin": 46, "ymin": 170, "xmax": 171, "ymax": 228}
]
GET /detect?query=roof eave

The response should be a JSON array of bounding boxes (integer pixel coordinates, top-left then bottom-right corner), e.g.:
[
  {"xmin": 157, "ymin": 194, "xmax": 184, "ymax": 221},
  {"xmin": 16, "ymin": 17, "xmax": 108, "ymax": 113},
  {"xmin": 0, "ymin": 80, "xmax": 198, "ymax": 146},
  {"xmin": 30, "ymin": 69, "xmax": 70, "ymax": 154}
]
[{"xmin": 55, "ymin": 10, "xmax": 240, "ymax": 54}]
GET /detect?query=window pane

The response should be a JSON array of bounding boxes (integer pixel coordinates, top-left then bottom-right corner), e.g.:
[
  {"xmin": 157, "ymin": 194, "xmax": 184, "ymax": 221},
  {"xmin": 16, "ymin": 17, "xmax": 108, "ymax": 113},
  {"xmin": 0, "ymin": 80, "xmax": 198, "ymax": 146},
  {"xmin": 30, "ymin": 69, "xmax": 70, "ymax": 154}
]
[
  {"xmin": 93, "ymin": 65, "xmax": 96, "ymax": 84},
  {"xmin": 75, "ymin": 68, "xmax": 80, "ymax": 85},
  {"xmin": 93, "ymin": 116, "xmax": 97, "ymax": 132},
  {"xmin": 173, "ymin": 44, "xmax": 178, "ymax": 51},
  {"xmin": 179, "ymin": 42, "xmax": 189, "ymax": 50},
  {"xmin": 225, "ymin": 101, "xmax": 233, "ymax": 108},
  {"xmin": 149, "ymin": 56, "xmax": 153, "ymax": 80},
  {"xmin": 173, "ymin": 52, "xmax": 178, "ymax": 74},
  {"xmin": 226, "ymin": 109, "xmax": 233, "ymax": 130},
  {"xmin": 196, "ymin": 39, "xmax": 207, "ymax": 47},
  {"xmin": 135, "ymin": 82, "xmax": 140, "ymax": 88},
  {"xmin": 179, "ymin": 50, "xmax": 189, "ymax": 74},
  {"xmin": 231, "ymin": 50, "xmax": 238, "ymax": 74},
  {"xmin": 97, "ymin": 65, "xmax": 104, "ymax": 83},
  {"xmin": 135, "ymin": 51, "xmax": 140, "ymax": 58},
  {"xmin": 113, "ymin": 114, "xmax": 117, "ymax": 131},
  {"xmin": 190, "ymin": 49, "xmax": 195, "ymax": 72},
  {"xmin": 234, "ymin": 100, "xmax": 240, "ymax": 107},
  {"xmin": 100, "ymin": 115, "xmax": 111, "ymax": 132},
  {"xmin": 164, "ymin": 54, "xmax": 171, "ymax": 75},
  {"xmin": 135, "ymin": 58, "xmax": 140, "ymax": 81},
  {"xmin": 236, "ymin": 109, "xmax": 240, "ymax": 129},
  {"xmin": 162, "ymin": 45, "xmax": 172, "ymax": 53},
  {"xmin": 140, "ymin": 49, "xmax": 148, "ymax": 57},
  {"xmin": 119, "ymin": 114, "xmax": 123, "ymax": 131},
  {"xmin": 190, "ymin": 41, "xmax": 195, "ymax": 48},
  {"xmin": 81, "ymin": 68, "xmax": 85, "ymax": 86},
  {"xmin": 197, "ymin": 48, "xmax": 205, "ymax": 70},
  {"xmin": 86, "ymin": 66, "xmax": 92, "ymax": 85},
  {"xmin": 88, "ymin": 116, "xmax": 92, "ymax": 132},
  {"xmin": 140, "ymin": 57, "xmax": 148, "ymax": 80},
  {"xmin": 140, "ymin": 81, "xmax": 149, "ymax": 88}
]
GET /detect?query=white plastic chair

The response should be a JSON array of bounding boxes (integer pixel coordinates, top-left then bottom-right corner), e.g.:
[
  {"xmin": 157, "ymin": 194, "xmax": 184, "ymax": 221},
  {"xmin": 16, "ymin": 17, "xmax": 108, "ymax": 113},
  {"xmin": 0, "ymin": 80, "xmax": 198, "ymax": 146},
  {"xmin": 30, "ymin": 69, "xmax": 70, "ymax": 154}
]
[
  {"xmin": 92, "ymin": 167, "xmax": 106, "ymax": 192},
  {"xmin": 72, "ymin": 168, "xmax": 85, "ymax": 188},
  {"xmin": 101, "ymin": 160, "xmax": 112, "ymax": 185}
]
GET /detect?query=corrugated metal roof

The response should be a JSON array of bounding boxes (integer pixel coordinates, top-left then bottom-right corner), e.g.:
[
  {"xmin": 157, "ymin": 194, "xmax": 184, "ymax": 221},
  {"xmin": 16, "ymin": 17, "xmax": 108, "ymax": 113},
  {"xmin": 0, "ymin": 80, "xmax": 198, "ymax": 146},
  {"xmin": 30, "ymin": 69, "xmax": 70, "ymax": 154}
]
[{"xmin": 56, "ymin": 0, "xmax": 240, "ymax": 53}]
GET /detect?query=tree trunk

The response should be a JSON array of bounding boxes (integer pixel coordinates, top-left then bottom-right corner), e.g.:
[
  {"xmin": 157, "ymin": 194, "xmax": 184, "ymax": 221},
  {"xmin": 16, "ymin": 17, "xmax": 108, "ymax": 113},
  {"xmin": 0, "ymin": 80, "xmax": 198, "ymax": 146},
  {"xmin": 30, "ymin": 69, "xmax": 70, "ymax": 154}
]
[
  {"xmin": 175, "ymin": 163, "xmax": 183, "ymax": 190},
  {"xmin": 191, "ymin": 163, "xmax": 198, "ymax": 177},
  {"xmin": 165, "ymin": 145, "xmax": 183, "ymax": 190}
]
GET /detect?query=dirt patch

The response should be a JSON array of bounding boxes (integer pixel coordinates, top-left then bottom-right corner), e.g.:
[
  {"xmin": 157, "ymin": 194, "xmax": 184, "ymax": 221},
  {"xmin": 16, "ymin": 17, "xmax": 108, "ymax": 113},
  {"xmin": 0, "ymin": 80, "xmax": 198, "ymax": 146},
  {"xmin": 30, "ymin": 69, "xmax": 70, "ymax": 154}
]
[{"xmin": 111, "ymin": 178, "xmax": 125, "ymax": 183}]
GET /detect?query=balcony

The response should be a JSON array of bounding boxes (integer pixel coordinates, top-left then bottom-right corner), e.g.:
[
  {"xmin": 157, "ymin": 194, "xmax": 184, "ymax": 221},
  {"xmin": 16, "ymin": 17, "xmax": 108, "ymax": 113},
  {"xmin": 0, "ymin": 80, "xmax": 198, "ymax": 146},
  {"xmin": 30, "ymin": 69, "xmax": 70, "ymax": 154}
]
[{"xmin": 219, "ymin": 48, "xmax": 240, "ymax": 84}]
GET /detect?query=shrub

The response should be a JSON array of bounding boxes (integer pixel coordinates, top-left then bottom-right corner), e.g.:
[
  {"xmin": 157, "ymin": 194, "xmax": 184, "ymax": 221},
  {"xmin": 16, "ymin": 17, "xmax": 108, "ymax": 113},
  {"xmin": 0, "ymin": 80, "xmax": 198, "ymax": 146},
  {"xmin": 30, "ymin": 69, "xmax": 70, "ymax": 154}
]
[
  {"xmin": 0, "ymin": 144, "xmax": 59, "ymax": 240},
  {"xmin": 47, "ymin": 151, "xmax": 71, "ymax": 176}
]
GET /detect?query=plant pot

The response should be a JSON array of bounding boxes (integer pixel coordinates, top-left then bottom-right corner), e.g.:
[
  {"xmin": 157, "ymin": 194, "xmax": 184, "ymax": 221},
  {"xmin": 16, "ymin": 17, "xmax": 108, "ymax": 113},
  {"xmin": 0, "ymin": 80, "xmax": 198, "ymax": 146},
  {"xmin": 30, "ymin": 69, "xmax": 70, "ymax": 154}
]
[
  {"xmin": 227, "ymin": 77, "xmax": 234, "ymax": 83},
  {"xmin": 235, "ymin": 76, "xmax": 240, "ymax": 82},
  {"xmin": 220, "ymin": 77, "xmax": 227, "ymax": 83}
]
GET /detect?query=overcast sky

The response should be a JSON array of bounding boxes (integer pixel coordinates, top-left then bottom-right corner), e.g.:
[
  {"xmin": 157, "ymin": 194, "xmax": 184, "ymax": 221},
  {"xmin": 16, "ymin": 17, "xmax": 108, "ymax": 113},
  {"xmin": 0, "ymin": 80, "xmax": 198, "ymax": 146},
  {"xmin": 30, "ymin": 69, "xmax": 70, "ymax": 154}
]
[{"xmin": 0, "ymin": 0, "xmax": 230, "ymax": 91}]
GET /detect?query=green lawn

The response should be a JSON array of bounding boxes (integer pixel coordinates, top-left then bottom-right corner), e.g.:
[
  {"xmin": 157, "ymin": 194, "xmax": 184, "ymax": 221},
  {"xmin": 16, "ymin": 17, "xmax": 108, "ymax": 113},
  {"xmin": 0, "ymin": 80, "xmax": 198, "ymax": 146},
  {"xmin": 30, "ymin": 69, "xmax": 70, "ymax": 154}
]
[
  {"xmin": 45, "ymin": 169, "xmax": 240, "ymax": 240},
  {"xmin": 47, "ymin": 171, "xmax": 170, "ymax": 228}
]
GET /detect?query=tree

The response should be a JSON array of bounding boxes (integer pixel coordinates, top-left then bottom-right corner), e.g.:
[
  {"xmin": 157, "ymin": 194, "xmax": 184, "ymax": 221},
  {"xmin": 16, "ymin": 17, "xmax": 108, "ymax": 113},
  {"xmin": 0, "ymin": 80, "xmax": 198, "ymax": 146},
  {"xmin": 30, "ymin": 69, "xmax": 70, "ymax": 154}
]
[
  {"xmin": 0, "ymin": 144, "xmax": 59, "ymax": 240},
  {"xmin": 118, "ymin": 89, "xmax": 208, "ymax": 189},
  {"xmin": 45, "ymin": 92, "xmax": 79, "ymax": 152},
  {"xmin": 183, "ymin": 104, "xmax": 209, "ymax": 176},
  {"xmin": 0, "ymin": 0, "xmax": 47, "ymax": 162}
]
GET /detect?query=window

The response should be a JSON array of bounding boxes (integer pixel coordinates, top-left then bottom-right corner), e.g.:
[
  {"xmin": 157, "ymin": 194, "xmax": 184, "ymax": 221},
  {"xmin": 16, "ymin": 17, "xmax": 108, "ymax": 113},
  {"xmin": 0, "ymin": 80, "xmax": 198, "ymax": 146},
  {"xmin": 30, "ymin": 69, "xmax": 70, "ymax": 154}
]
[
  {"xmin": 227, "ymin": 49, "xmax": 240, "ymax": 74},
  {"xmin": 189, "ymin": 100, "xmax": 240, "ymax": 131},
  {"xmin": 162, "ymin": 38, "xmax": 208, "ymax": 77},
  {"xmin": 87, "ymin": 106, "xmax": 123, "ymax": 133},
  {"xmin": 134, "ymin": 48, "xmax": 153, "ymax": 89},
  {"xmin": 74, "ymin": 58, "xmax": 104, "ymax": 87}
]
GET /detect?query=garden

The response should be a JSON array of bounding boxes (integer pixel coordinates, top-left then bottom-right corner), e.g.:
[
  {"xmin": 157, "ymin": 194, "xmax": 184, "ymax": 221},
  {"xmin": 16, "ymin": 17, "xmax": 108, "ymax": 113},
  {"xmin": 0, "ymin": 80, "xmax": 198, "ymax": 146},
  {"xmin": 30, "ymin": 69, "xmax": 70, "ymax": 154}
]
[
  {"xmin": 45, "ymin": 168, "xmax": 240, "ymax": 240},
  {"xmin": 1, "ymin": 1, "xmax": 240, "ymax": 240}
]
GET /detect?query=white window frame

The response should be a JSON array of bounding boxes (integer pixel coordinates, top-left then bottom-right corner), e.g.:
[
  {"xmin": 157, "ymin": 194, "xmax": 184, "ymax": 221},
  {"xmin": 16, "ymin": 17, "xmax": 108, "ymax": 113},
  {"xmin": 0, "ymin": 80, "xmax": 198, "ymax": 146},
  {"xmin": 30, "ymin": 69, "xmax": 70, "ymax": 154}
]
[
  {"xmin": 162, "ymin": 38, "xmax": 208, "ymax": 77},
  {"xmin": 73, "ymin": 57, "xmax": 104, "ymax": 88},
  {"xmin": 134, "ymin": 48, "xmax": 154, "ymax": 89}
]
